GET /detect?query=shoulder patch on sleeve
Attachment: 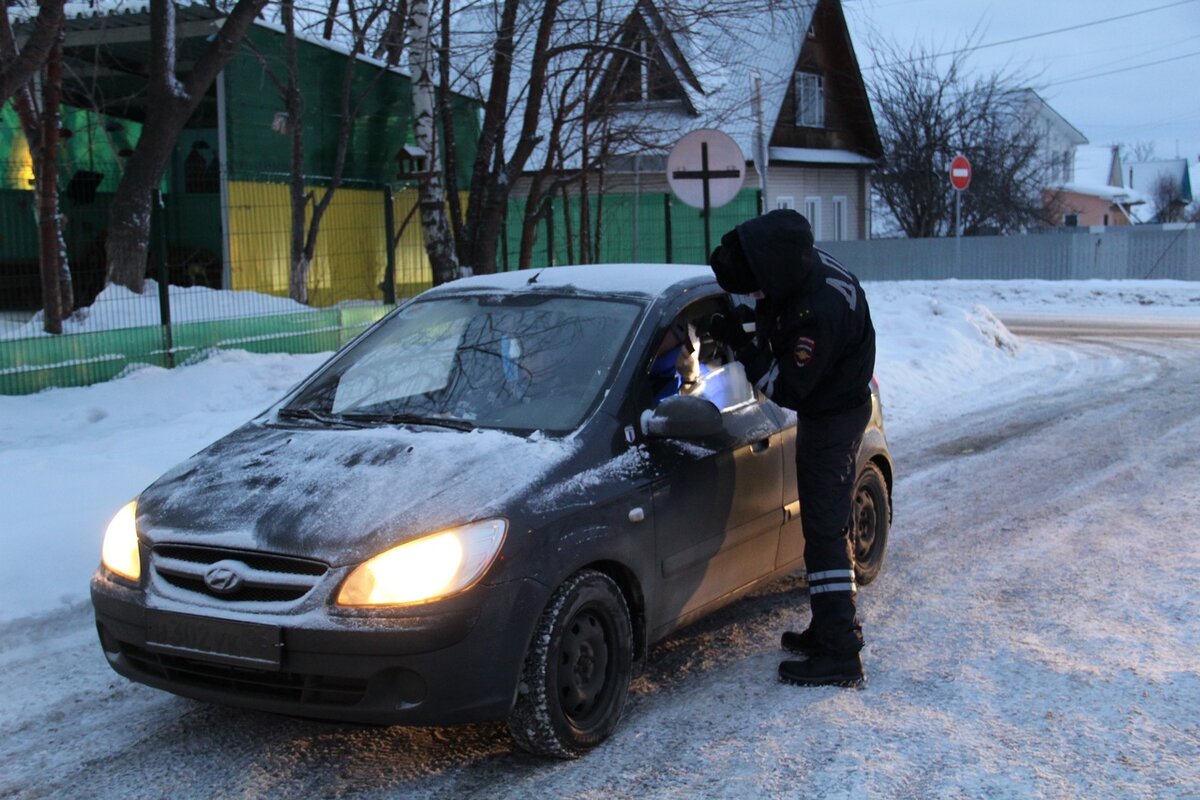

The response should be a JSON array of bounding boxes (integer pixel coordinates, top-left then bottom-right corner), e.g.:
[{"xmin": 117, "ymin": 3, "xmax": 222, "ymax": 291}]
[{"xmin": 793, "ymin": 336, "xmax": 816, "ymax": 367}]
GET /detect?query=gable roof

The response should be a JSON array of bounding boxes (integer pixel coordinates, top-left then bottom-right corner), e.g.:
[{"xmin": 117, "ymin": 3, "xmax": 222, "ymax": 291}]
[
  {"xmin": 1017, "ymin": 89, "xmax": 1088, "ymax": 147},
  {"xmin": 603, "ymin": 0, "xmax": 818, "ymax": 162},
  {"xmin": 460, "ymin": 0, "xmax": 879, "ymax": 171},
  {"xmin": 1129, "ymin": 159, "xmax": 1193, "ymax": 201}
]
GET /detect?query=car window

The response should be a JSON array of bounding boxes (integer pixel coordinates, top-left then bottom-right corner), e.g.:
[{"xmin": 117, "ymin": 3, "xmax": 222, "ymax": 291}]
[
  {"xmin": 287, "ymin": 293, "xmax": 645, "ymax": 432},
  {"xmin": 648, "ymin": 299, "xmax": 757, "ymax": 414}
]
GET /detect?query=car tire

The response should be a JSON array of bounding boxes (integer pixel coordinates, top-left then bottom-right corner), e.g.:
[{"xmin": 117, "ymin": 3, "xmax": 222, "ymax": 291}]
[
  {"xmin": 851, "ymin": 463, "xmax": 889, "ymax": 586},
  {"xmin": 506, "ymin": 569, "xmax": 633, "ymax": 759}
]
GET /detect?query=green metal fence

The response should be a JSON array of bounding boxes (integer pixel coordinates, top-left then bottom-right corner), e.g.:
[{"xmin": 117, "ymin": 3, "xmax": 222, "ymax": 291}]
[{"xmin": 1, "ymin": 169, "xmax": 764, "ymax": 395}]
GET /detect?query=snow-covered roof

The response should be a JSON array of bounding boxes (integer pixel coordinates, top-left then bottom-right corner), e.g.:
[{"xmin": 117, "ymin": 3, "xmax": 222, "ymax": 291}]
[
  {"xmin": 432, "ymin": 263, "xmax": 712, "ymax": 298},
  {"xmin": 1056, "ymin": 183, "xmax": 1143, "ymax": 204},
  {"xmin": 1129, "ymin": 159, "xmax": 1193, "ymax": 201},
  {"xmin": 768, "ymin": 146, "xmax": 875, "ymax": 166},
  {"xmin": 448, "ymin": 1, "xmax": 822, "ymax": 170},
  {"xmin": 1017, "ymin": 89, "xmax": 1088, "ymax": 147},
  {"xmin": 603, "ymin": 1, "xmax": 816, "ymax": 163},
  {"xmin": 1072, "ymin": 145, "xmax": 1120, "ymax": 188}
]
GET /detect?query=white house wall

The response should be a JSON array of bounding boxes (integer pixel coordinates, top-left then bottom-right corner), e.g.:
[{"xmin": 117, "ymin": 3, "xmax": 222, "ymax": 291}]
[{"xmin": 764, "ymin": 165, "xmax": 869, "ymax": 241}]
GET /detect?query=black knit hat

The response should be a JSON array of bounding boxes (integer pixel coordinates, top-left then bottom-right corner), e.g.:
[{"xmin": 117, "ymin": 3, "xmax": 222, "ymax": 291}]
[{"xmin": 708, "ymin": 229, "xmax": 759, "ymax": 294}]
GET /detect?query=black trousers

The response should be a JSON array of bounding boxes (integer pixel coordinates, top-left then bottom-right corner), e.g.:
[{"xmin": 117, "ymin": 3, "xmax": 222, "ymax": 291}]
[{"xmin": 796, "ymin": 399, "xmax": 872, "ymax": 655}]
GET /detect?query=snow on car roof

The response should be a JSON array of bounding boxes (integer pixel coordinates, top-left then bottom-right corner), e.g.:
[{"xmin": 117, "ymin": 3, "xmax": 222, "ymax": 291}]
[{"xmin": 431, "ymin": 264, "xmax": 714, "ymax": 299}]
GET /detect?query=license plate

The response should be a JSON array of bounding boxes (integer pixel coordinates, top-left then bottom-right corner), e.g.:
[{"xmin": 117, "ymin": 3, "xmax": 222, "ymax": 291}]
[{"xmin": 146, "ymin": 611, "xmax": 282, "ymax": 670}]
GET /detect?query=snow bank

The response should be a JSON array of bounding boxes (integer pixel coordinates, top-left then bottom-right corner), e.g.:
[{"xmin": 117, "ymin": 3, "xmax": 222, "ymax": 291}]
[
  {"xmin": 0, "ymin": 280, "xmax": 1192, "ymax": 621},
  {"xmin": 2, "ymin": 280, "xmax": 312, "ymax": 340}
]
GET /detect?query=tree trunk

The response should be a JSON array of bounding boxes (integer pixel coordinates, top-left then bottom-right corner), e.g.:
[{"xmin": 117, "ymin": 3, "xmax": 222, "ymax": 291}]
[
  {"xmin": 408, "ymin": 0, "xmax": 459, "ymax": 284},
  {"xmin": 37, "ymin": 31, "xmax": 67, "ymax": 333},
  {"xmin": 0, "ymin": 0, "xmax": 65, "ymax": 107},
  {"xmin": 282, "ymin": 0, "xmax": 311, "ymax": 303},
  {"xmin": 105, "ymin": 0, "xmax": 269, "ymax": 292}
]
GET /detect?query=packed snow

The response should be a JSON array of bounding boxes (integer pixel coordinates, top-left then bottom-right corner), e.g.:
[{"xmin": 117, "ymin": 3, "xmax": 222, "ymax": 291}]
[
  {"xmin": 1, "ymin": 280, "xmax": 312, "ymax": 340},
  {"xmin": 1, "ymin": 278, "xmax": 1198, "ymax": 798},
  {"xmin": 1, "ymin": 279, "xmax": 1195, "ymax": 621}
]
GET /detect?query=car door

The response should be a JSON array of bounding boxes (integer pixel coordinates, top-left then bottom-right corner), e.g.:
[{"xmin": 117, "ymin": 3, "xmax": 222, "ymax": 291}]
[{"xmin": 642, "ymin": 298, "xmax": 786, "ymax": 634}]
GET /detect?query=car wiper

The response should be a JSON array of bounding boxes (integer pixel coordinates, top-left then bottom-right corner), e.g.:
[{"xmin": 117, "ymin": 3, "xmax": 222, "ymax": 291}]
[
  {"xmin": 276, "ymin": 408, "xmax": 371, "ymax": 428},
  {"xmin": 342, "ymin": 412, "xmax": 475, "ymax": 432}
]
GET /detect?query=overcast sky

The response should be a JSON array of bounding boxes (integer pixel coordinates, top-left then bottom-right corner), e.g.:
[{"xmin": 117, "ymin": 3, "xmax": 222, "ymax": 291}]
[{"xmin": 842, "ymin": 0, "xmax": 1200, "ymax": 166}]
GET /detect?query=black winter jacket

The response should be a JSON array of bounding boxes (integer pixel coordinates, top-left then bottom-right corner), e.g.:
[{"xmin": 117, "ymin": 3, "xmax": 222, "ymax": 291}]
[{"xmin": 731, "ymin": 210, "xmax": 876, "ymax": 417}]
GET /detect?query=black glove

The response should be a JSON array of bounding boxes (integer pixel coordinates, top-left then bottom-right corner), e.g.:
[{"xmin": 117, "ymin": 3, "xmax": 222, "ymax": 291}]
[{"xmin": 705, "ymin": 312, "xmax": 752, "ymax": 349}]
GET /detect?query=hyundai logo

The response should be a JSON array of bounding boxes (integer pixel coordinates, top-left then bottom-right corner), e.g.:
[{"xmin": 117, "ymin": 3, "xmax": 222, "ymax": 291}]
[{"xmin": 204, "ymin": 560, "xmax": 247, "ymax": 595}]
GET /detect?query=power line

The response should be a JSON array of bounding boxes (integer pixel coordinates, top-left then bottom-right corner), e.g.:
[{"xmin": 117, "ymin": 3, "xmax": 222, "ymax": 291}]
[
  {"xmin": 864, "ymin": 0, "xmax": 1200, "ymax": 70},
  {"xmin": 1043, "ymin": 50, "xmax": 1200, "ymax": 86}
]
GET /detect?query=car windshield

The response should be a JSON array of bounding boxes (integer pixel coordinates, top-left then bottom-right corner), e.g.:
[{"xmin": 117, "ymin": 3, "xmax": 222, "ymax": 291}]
[{"xmin": 284, "ymin": 293, "xmax": 645, "ymax": 432}]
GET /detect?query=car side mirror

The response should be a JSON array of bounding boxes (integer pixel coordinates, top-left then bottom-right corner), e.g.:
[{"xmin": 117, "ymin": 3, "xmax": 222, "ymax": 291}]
[{"xmin": 639, "ymin": 394, "xmax": 724, "ymax": 439}]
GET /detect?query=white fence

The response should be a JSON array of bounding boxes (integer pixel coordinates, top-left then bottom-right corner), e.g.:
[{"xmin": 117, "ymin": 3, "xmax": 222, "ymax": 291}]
[{"xmin": 823, "ymin": 225, "xmax": 1198, "ymax": 282}]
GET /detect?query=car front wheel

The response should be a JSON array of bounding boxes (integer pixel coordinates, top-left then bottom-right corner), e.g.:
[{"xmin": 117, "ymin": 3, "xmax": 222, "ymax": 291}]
[
  {"xmin": 851, "ymin": 463, "xmax": 890, "ymax": 586},
  {"xmin": 507, "ymin": 569, "xmax": 633, "ymax": 758}
]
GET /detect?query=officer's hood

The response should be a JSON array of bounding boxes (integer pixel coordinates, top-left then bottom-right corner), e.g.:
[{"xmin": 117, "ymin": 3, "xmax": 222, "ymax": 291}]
[{"xmin": 737, "ymin": 209, "xmax": 816, "ymax": 298}]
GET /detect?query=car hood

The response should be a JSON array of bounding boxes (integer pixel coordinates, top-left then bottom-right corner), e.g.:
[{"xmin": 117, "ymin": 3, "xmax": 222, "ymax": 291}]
[{"xmin": 135, "ymin": 422, "xmax": 578, "ymax": 566}]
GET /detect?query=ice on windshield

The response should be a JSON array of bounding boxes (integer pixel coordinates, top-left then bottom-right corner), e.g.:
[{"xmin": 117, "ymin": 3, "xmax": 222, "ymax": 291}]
[{"xmin": 289, "ymin": 294, "xmax": 645, "ymax": 432}]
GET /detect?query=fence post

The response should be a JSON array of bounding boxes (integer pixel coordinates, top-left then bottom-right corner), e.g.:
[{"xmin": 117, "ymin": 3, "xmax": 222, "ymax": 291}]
[
  {"xmin": 382, "ymin": 185, "xmax": 397, "ymax": 305},
  {"xmin": 544, "ymin": 203, "xmax": 555, "ymax": 266},
  {"xmin": 152, "ymin": 189, "xmax": 174, "ymax": 368},
  {"xmin": 664, "ymin": 193, "xmax": 673, "ymax": 264}
]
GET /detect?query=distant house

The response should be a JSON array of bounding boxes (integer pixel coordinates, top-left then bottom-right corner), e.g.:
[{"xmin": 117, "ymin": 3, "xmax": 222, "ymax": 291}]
[
  {"xmin": 1016, "ymin": 89, "xmax": 1089, "ymax": 187},
  {"xmin": 1128, "ymin": 159, "xmax": 1194, "ymax": 222},
  {"xmin": 1044, "ymin": 145, "xmax": 1143, "ymax": 227},
  {"xmin": 501, "ymin": 0, "xmax": 882, "ymax": 266}
]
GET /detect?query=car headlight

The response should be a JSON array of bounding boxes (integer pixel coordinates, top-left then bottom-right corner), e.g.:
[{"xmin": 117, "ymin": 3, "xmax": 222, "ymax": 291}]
[
  {"xmin": 336, "ymin": 519, "xmax": 508, "ymax": 607},
  {"xmin": 101, "ymin": 500, "xmax": 141, "ymax": 582}
]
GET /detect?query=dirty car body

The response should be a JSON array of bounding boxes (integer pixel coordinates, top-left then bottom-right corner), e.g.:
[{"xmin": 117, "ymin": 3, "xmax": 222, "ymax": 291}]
[{"xmin": 92, "ymin": 264, "xmax": 893, "ymax": 757}]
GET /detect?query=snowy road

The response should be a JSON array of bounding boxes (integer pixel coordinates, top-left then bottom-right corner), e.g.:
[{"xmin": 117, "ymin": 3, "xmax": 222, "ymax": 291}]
[{"xmin": 2, "ymin": 333, "xmax": 1197, "ymax": 799}]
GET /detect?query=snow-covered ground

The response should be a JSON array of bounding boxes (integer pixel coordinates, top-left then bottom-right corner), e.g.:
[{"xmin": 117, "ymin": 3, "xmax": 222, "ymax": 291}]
[
  {"xmin": 0, "ymin": 279, "xmax": 1193, "ymax": 621},
  {"xmin": 0, "ymin": 280, "xmax": 313, "ymax": 340},
  {"xmin": 0, "ymin": 279, "xmax": 1198, "ymax": 798}
]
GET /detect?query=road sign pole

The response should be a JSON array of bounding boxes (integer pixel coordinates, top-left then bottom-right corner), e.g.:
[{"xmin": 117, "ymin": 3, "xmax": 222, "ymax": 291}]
[
  {"xmin": 955, "ymin": 187, "xmax": 961, "ymax": 276},
  {"xmin": 701, "ymin": 142, "xmax": 712, "ymax": 258}
]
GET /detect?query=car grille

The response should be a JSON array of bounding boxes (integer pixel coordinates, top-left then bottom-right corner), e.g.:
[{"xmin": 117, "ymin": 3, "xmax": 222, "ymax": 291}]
[
  {"xmin": 150, "ymin": 544, "xmax": 329, "ymax": 604},
  {"xmin": 119, "ymin": 642, "xmax": 367, "ymax": 706}
]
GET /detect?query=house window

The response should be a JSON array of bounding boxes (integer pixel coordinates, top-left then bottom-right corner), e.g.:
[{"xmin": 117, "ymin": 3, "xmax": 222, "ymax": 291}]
[
  {"xmin": 1064, "ymin": 213, "xmax": 1078, "ymax": 227},
  {"xmin": 833, "ymin": 196, "xmax": 848, "ymax": 241},
  {"xmin": 776, "ymin": 196, "xmax": 795, "ymax": 210},
  {"xmin": 614, "ymin": 28, "xmax": 685, "ymax": 104},
  {"xmin": 795, "ymin": 71, "xmax": 824, "ymax": 128},
  {"xmin": 805, "ymin": 197, "xmax": 822, "ymax": 240}
]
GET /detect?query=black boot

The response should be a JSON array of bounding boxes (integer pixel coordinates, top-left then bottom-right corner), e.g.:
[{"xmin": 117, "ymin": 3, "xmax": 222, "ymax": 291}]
[
  {"xmin": 778, "ymin": 652, "xmax": 865, "ymax": 688},
  {"xmin": 780, "ymin": 627, "xmax": 821, "ymax": 657}
]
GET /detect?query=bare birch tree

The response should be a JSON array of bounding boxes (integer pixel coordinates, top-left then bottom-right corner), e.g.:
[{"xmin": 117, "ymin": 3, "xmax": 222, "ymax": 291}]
[{"xmin": 408, "ymin": 0, "xmax": 460, "ymax": 284}]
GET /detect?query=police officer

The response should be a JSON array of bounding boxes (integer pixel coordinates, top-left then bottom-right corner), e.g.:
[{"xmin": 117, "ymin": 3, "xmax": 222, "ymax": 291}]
[{"xmin": 707, "ymin": 209, "xmax": 876, "ymax": 687}]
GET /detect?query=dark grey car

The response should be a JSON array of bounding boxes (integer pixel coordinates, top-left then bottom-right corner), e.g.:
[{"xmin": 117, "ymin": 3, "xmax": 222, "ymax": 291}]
[{"xmin": 92, "ymin": 264, "xmax": 893, "ymax": 758}]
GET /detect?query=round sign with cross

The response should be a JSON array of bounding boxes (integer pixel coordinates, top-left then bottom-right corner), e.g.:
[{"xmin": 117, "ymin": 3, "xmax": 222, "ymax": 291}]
[
  {"xmin": 950, "ymin": 154, "xmax": 972, "ymax": 191},
  {"xmin": 667, "ymin": 129, "xmax": 746, "ymax": 210}
]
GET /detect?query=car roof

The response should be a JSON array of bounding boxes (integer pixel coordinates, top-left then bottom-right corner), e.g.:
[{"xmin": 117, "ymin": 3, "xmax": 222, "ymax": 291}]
[{"xmin": 425, "ymin": 263, "xmax": 716, "ymax": 300}]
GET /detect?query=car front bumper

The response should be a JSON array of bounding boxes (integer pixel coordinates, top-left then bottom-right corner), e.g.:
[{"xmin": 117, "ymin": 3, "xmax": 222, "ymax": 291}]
[{"xmin": 91, "ymin": 572, "xmax": 547, "ymax": 725}]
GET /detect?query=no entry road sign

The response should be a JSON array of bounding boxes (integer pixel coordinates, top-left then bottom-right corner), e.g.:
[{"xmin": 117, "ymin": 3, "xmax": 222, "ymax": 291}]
[{"xmin": 950, "ymin": 155, "xmax": 972, "ymax": 191}]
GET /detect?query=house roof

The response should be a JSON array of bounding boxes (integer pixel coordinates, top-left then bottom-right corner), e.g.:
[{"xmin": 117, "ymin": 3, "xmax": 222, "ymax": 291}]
[
  {"xmin": 1127, "ymin": 159, "xmax": 1193, "ymax": 222},
  {"xmin": 1072, "ymin": 145, "xmax": 1120, "ymax": 188},
  {"xmin": 454, "ymin": 0, "xmax": 871, "ymax": 172},
  {"xmin": 1017, "ymin": 89, "xmax": 1088, "ymax": 147},
  {"xmin": 768, "ymin": 146, "xmax": 875, "ymax": 166},
  {"xmin": 604, "ymin": 0, "xmax": 818, "ymax": 163}
]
